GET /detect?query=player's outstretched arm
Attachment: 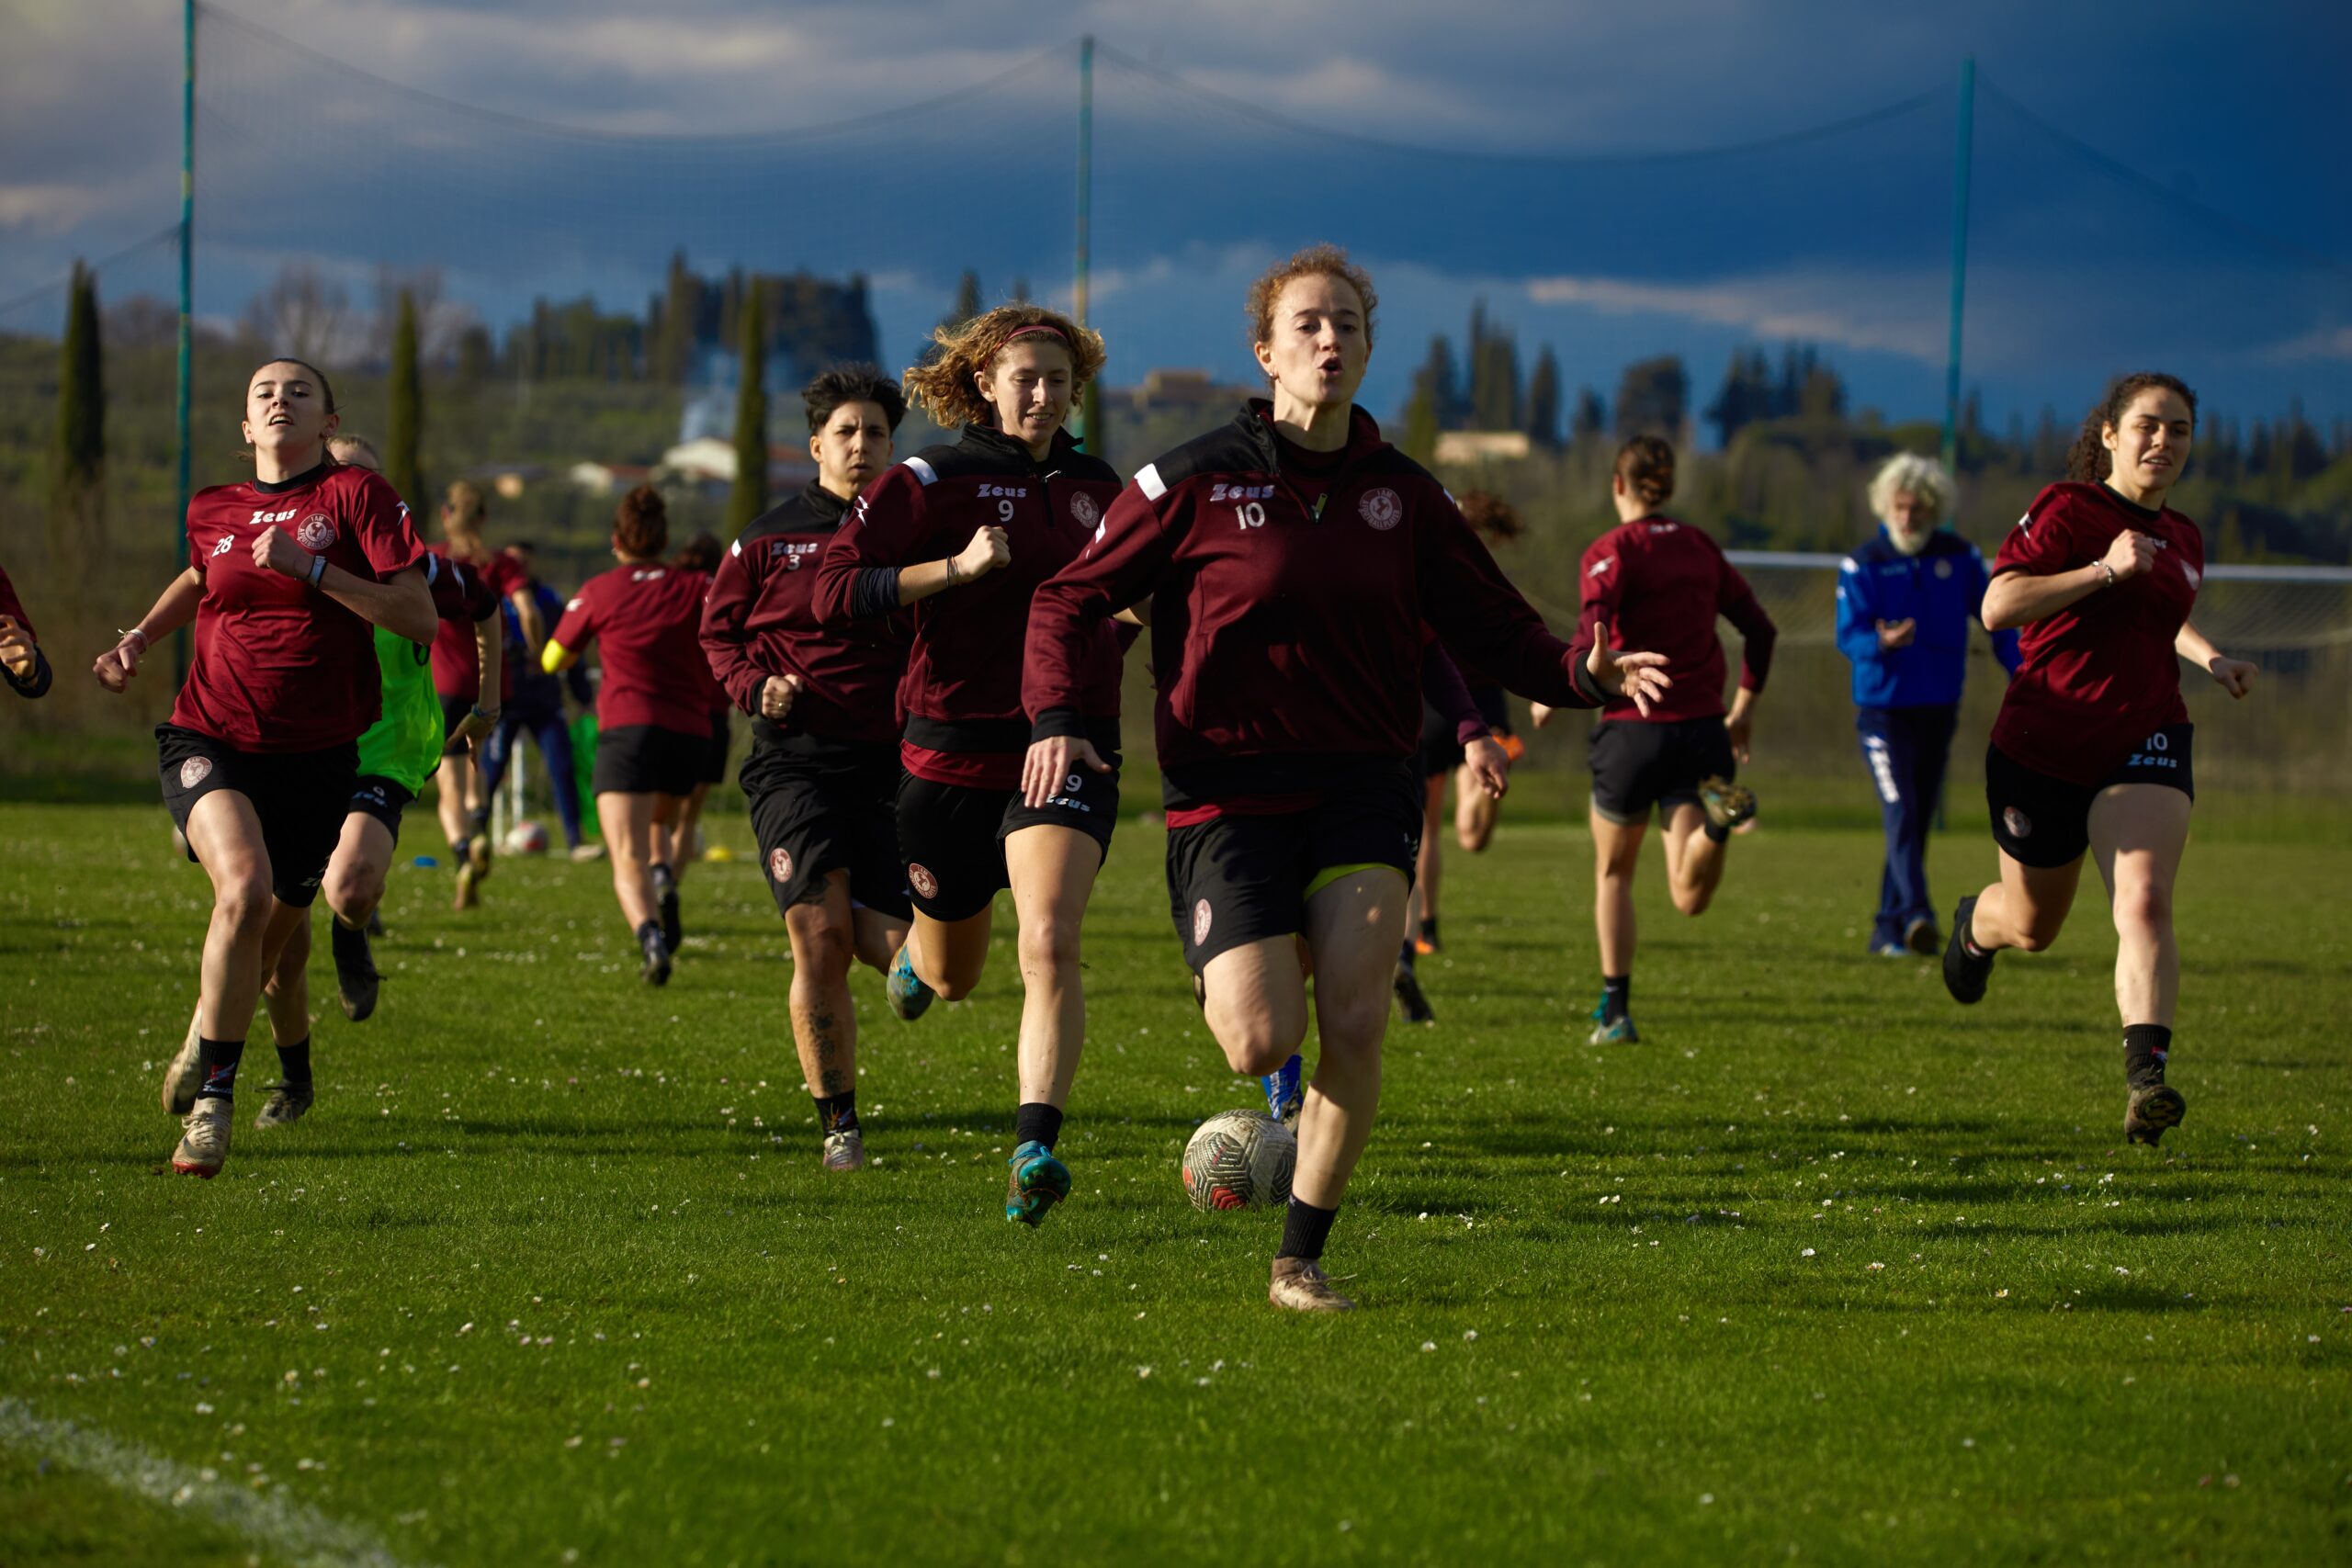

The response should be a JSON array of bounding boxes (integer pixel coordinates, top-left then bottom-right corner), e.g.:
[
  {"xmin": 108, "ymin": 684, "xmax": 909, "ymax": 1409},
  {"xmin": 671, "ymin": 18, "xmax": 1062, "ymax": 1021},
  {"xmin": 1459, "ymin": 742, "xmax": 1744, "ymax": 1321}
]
[{"xmin": 2177, "ymin": 619, "xmax": 2256, "ymax": 698}]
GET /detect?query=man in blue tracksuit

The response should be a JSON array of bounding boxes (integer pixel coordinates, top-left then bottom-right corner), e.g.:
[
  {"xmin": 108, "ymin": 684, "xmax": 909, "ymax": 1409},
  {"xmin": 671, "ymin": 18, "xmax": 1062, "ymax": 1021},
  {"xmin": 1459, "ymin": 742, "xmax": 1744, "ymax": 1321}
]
[
  {"xmin": 1836, "ymin": 455, "xmax": 2020, "ymax": 956},
  {"xmin": 480, "ymin": 543, "xmax": 595, "ymax": 856}
]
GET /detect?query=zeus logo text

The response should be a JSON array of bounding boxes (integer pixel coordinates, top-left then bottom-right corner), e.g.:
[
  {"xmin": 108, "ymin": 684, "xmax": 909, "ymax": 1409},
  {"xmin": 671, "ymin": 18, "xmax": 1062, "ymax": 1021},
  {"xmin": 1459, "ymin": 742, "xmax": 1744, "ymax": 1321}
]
[
  {"xmin": 1209, "ymin": 484, "xmax": 1273, "ymax": 502},
  {"xmin": 248, "ymin": 506, "xmax": 299, "ymax": 525},
  {"xmin": 976, "ymin": 484, "xmax": 1028, "ymax": 499}
]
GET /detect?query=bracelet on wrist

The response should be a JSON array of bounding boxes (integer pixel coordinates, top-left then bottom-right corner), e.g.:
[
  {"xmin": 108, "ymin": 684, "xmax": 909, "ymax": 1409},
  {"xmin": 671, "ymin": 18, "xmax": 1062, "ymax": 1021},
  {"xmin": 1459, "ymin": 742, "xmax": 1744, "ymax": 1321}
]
[
  {"xmin": 307, "ymin": 554, "xmax": 328, "ymax": 587},
  {"xmin": 2095, "ymin": 561, "xmax": 2117, "ymax": 587}
]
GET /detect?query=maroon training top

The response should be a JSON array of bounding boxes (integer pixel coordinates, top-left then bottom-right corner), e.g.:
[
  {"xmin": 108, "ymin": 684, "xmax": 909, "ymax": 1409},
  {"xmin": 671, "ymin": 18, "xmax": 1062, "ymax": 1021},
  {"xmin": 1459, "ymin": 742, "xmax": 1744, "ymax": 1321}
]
[
  {"xmin": 1990, "ymin": 481, "xmax": 2205, "ymax": 784},
  {"xmin": 0, "ymin": 564, "xmax": 34, "ymax": 641},
  {"xmin": 1024, "ymin": 402, "xmax": 1609, "ymax": 806},
  {"xmin": 814, "ymin": 424, "xmax": 1125, "ymax": 790},
  {"xmin": 1577, "ymin": 516, "xmax": 1775, "ymax": 724},
  {"xmin": 701, "ymin": 480, "xmax": 906, "ymax": 751},
  {"xmin": 429, "ymin": 546, "xmax": 522, "ymax": 705},
  {"xmin": 172, "ymin": 460, "xmax": 426, "ymax": 752},
  {"xmin": 551, "ymin": 562, "xmax": 712, "ymax": 737}
]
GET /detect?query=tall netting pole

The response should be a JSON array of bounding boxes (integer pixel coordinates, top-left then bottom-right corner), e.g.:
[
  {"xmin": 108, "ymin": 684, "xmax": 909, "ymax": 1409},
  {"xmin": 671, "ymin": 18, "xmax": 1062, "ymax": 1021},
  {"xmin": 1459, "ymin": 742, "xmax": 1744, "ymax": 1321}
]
[
  {"xmin": 1939, "ymin": 55, "xmax": 1975, "ymax": 473},
  {"xmin": 1074, "ymin": 35, "xmax": 1100, "ymax": 456},
  {"xmin": 174, "ymin": 0, "xmax": 197, "ymax": 683}
]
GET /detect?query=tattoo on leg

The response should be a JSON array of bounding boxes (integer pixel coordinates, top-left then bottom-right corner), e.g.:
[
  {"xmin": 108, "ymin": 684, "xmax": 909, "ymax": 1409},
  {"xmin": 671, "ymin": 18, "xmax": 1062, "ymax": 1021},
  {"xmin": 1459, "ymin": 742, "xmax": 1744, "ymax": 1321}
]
[{"xmin": 803, "ymin": 1006, "xmax": 854, "ymax": 1097}]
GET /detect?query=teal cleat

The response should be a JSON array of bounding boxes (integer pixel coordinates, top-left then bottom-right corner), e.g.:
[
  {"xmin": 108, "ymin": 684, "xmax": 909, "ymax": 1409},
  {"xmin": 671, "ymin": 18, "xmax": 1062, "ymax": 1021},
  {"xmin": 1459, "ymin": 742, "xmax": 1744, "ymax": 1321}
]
[
  {"xmin": 1004, "ymin": 1140, "xmax": 1071, "ymax": 1225},
  {"xmin": 1587, "ymin": 997, "xmax": 1640, "ymax": 1044},
  {"xmin": 887, "ymin": 945, "xmax": 936, "ymax": 1021}
]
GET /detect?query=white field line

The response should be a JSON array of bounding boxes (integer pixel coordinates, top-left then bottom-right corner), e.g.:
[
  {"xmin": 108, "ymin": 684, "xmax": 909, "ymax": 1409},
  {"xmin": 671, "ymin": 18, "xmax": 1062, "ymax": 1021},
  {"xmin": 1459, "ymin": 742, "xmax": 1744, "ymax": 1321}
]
[{"xmin": 0, "ymin": 1397, "xmax": 423, "ymax": 1568}]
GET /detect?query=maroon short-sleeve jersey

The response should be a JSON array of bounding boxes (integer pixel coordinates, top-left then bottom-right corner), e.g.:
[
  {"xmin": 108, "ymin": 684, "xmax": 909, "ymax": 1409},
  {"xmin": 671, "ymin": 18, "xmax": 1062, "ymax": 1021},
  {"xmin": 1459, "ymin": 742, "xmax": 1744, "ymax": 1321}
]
[
  {"xmin": 430, "ymin": 547, "xmax": 523, "ymax": 704},
  {"xmin": 1990, "ymin": 482, "xmax": 2204, "ymax": 784},
  {"xmin": 551, "ymin": 561, "xmax": 712, "ymax": 737},
  {"xmin": 1577, "ymin": 517, "xmax": 1775, "ymax": 723},
  {"xmin": 170, "ymin": 461, "xmax": 426, "ymax": 752}
]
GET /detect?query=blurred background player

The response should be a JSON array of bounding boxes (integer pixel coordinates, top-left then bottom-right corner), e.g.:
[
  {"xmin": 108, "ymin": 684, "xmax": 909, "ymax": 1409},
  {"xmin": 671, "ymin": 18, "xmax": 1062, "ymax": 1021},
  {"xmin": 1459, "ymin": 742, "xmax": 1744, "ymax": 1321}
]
[
  {"xmin": 95, "ymin": 358, "xmax": 432, "ymax": 1177},
  {"xmin": 1024, "ymin": 246, "xmax": 1668, "ymax": 1310},
  {"xmin": 662, "ymin": 529, "xmax": 734, "ymax": 948},
  {"xmin": 1537, "ymin": 435, "xmax": 1774, "ymax": 1045},
  {"xmin": 816, "ymin": 304, "xmax": 1127, "ymax": 1227},
  {"xmin": 480, "ymin": 540, "xmax": 598, "ymax": 861},
  {"xmin": 702, "ymin": 366, "xmax": 921, "ymax": 1172},
  {"xmin": 1835, "ymin": 454, "xmax": 2018, "ymax": 957},
  {"xmin": 544, "ymin": 485, "xmax": 711, "ymax": 983},
  {"xmin": 1945, "ymin": 373, "xmax": 2257, "ymax": 1146},
  {"xmin": 429, "ymin": 480, "xmax": 538, "ymax": 908},
  {"xmin": 1, "ymin": 562, "xmax": 52, "ymax": 700}
]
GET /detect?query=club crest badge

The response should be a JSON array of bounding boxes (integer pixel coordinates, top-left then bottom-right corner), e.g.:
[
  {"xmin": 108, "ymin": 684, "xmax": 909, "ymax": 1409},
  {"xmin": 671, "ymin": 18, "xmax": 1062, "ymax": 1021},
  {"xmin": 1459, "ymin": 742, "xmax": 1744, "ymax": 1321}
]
[
  {"xmin": 179, "ymin": 757, "xmax": 212, "ymax": 790},
  {"xmin": 2003, "ymin": 807, "xmax": 2031, "ymax": 840},
  {"xmin": 909, "ymin": 863, "xmax": 939, "ymax": 899},
  {"xmin": 768, "ymin": 847, "xmax": 792, "ymax": 884},
  {"xmin": 1070, "ymin": 491, "xmax": 1100, "ymax": 528},
  {"xmin": 1359, "ymin": 488, "xmax": 1403, "ymax": 531},
  {"xmin": 295, "ymin": 513, "xmax": 338, "ymax": 552},
  {"xmin": 1193, "ymin": 898, "xmax": 1213, "ymax": 945}
]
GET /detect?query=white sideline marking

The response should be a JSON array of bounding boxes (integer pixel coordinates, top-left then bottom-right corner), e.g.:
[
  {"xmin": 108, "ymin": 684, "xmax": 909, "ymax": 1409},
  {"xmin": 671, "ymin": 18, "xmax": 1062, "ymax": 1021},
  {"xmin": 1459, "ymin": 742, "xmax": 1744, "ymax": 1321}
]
[{"xmin": 0, "ymin": 1397, "xmax": 421, "ymax": 1568}]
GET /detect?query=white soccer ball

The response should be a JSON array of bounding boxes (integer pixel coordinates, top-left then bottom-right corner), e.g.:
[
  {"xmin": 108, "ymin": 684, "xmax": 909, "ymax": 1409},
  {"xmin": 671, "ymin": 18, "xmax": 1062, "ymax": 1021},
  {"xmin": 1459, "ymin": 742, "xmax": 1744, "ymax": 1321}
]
[
  {"xmin": 505, "ymin": 818, "xmax": 550, "ymax": 855},
  {"xmin": 1182, "ymin": 1109, "xmax": 1296, "ymax": 1213}
]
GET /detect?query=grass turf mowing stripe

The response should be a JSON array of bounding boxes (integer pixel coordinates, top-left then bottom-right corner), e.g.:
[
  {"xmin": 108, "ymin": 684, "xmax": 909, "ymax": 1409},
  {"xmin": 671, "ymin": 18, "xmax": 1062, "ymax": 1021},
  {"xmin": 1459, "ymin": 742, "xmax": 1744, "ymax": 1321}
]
[{"xmin": 0, "ymin": 1396, "xmax": 420, "ymax": 1568}]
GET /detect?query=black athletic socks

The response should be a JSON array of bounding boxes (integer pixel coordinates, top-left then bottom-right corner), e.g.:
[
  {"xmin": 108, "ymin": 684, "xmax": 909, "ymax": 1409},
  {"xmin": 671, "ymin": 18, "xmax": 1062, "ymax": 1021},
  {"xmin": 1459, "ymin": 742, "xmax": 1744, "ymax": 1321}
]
[
  {"xmin": 196, "ymin": 1036, "xmax": 245, "ymax": 1102},
  {"xmin": 2123, "ymin": 1023, "xmax": 2172, "ymax": 1089},
  {"xmin": 1600, "ymin": 975, "xmax": 1632, "ymax": 1022},
  {"xmin": 1419, "ymin": 917, "xmax": 1439, "ymax": 948},
  {"xmin": 1277, "ymin": 1197, "xmax": 1340, "ymax": 1262},
  {"xmin": 1014, "ymin": 1101, "xmax": 1063, "ymax": 1150},
  {"xmin": 276, "ymin": 1036, "xmax": 312, "ymax": 1090},
  {"xmin": 815, "ymin": 1090, "xmax": 858, "ymax": 1134}
]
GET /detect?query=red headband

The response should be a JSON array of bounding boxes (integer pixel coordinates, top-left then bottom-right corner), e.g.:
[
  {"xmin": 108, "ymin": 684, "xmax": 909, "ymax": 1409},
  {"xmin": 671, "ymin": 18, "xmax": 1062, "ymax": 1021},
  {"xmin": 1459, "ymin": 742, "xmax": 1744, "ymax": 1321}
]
[{"xmin": 1001, "ymin": 323, "xmax": 1070, "ymax": 346}]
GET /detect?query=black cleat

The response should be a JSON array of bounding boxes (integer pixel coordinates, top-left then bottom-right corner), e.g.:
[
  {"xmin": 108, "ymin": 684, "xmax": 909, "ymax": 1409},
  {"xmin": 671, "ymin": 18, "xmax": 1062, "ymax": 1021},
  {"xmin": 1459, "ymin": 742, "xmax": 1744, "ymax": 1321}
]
[
  {"xmin": 639, "ymin": 925, "xmax": 673, "ymax": 987},
  {"xmin": 1393, "ymin": 958, "xmax": 1436, "ymax": 1025},
  {"xmin": 253, "ymin": 1080, "xmax": 314, "ymax": 1129},
  {"xmin": 660, "ymin": 888, "xmax": 683, "ymax": 953},
  {"xmin": 2125, "ymin": 1083, "xmax": 2187, "ymax": 1145},
  {"xmin": 1941, "ymin": 895, "xmax": 1994, "ymax": 1005},
  {"xmin": 330, "ymin": 918, "xmax": 380, "ymax": 1022},
  {"xmin": 1904, "ymin": 915, "xmax": 1941, "ymax": 956}
]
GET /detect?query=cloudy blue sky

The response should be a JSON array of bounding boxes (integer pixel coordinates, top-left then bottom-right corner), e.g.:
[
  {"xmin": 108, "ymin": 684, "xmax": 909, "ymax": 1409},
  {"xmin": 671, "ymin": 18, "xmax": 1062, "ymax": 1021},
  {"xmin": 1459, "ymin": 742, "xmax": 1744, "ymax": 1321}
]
[{"xmin": 5, "ymin": 0, "xmax": 2348, "ymax": 431}]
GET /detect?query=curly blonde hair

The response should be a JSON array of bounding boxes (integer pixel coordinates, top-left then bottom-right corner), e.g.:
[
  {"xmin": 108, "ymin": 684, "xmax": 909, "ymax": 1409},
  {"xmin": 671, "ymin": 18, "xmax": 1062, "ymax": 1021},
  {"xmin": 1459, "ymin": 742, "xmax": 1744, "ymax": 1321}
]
[
  {"xmin": 1245, "ymin": 243, "xmax": 1379, "ymax": 376},
  {"xmin": 901, "ymin": 304, "xmax": 1105, "ymax": 431}
]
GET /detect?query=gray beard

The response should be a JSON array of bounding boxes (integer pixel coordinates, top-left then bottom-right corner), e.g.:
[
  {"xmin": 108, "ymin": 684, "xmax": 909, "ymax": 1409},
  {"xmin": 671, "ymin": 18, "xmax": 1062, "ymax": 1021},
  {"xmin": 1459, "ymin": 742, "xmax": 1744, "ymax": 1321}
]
[{"xmin": 1888, "ymin": 525, "xmax": 1934, "ymax": 557}]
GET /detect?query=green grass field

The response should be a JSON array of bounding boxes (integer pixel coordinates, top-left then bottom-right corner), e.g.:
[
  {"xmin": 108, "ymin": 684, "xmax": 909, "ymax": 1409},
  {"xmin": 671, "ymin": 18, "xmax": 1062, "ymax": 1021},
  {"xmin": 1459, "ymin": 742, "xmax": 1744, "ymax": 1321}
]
[{"xmin": 0, "ymin": 802, "xmax": 2346, "ymax": 1567}]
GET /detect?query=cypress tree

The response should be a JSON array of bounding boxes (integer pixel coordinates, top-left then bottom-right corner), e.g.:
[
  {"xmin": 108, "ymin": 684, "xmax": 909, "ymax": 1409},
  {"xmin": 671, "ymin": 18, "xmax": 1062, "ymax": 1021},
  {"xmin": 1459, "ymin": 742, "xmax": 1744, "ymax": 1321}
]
[
  {"xmin": 386, "ymin": 289, "xmax": 424, "ymax": 508},
  {"xmin": 1525, "ymin": 346, "xmax": 1561, "ymax": 450},
  {"xmin": 727, "ymin": 291, "xmax": 769, "ymax": 532},
  {"xmin": 51, "ymin": 260, "xmax": 105, "ymax": 541}
]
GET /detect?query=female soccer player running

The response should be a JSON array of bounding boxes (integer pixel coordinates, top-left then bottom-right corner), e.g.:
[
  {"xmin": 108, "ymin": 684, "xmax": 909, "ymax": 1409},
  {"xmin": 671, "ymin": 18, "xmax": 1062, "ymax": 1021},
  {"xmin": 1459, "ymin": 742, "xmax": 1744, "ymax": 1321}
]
[
  {"xmin": 704, "ymin": 367, "xmax": 925, "ymax": 1172},
  {"xmin": 1835, "ymin": 454, "xmax": 2018, "ymax": 957},
  {"xmin": 545, "ymin": 486, "xmax": 714, "ymax": 984},
  {"xmin": 1943, "ymin": 373, "xmax": 2256, "ymax": 1145},
  {"xmin": 95, "ymin": 359, "xmax": 433, "ymax": 1176},
  {"xmin": 814, "ymin": 306, "xmax": 1126, "ymax": 1225},
  {"xmin": 430, "ymin": 481, "xmax": 537, "ymax": 909},
  {"xmin": 1537, "ymin": 436, "xmax": 1776, "ymax": 1045},
  {"xmin": 1024, "ymin": 246, "xmax": 1668, "ymax": 1309}
]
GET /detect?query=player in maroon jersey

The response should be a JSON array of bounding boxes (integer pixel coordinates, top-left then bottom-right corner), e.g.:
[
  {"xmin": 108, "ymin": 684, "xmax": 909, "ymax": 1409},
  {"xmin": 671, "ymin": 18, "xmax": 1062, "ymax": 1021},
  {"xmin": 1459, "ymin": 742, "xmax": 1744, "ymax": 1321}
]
[
  {"xmin": 1533, "ymin": 435, "xmax": 1775, "ymax": 1046},
  {"xmin": 1023, "ymin": 245, "xmax": 1669, "ymax": 1309},
  {"xmin": 813, "ymin": 304, "xmax": 1127, "ymax": 1227},
  {"xmin": 1, "ymin": 563, "xmax": 52, "ymax": 699},
  {"xmin": 431, "ymin": 480, "xmax": 538, "ymax": 909},
  {"xmin": 704, "ymin": 367, "xmax": 921, "ymax": 1173},
  {"xmin": 544, "ymin": 485, "xmax": 713, "ymax": 983},
  {"xmin": 1943, "ymin": 373, "xmax": 2257, "ymax": 1146},
  {"xmin": 92, "ymin": 358, "xmax": 433, "ymax": 1178},
  {"xmin": 663, "ymin": 530, "xmax": 733, "ymax": 951}
]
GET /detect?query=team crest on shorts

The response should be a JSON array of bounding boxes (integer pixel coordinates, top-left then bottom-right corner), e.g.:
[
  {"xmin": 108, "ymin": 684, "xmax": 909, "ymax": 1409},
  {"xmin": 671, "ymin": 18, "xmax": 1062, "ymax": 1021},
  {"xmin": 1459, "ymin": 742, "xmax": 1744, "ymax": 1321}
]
[
  {"xmin": 178, "ymin": 757, "xmax": 212, "ymax": 790},
  {"xmin": 1359, "ymin": 488, "xmax": 1403, "ymax": 531},
  {"xmin": 768, "ymin": 847, "xmax": 793, "ymax": 884},
  {"xmin": 2003, "ymin": 807, "xmax": 2031, "ymax": 840},
  {"xmin": 295, "ymin": 513, "xmax": 338, "ymax": 551},
  {"xmin": 1070, "ymin": 491, "xmax": 1100, "ymax": 528},
  {"xmin": 1193, "ymin": 898, "xmax": 1213, "ymax": 945},
  {"xmin": 909, "ymin": 863, "xmax": 939, "ymax": 899}
]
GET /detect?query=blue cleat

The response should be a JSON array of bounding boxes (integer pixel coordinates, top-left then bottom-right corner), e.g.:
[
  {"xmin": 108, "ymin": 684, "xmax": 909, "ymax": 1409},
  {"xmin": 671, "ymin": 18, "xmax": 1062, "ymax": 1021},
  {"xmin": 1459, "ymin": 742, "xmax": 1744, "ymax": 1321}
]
[
  {"xmin": 1261, "ymin": 1053, "xmax": 1304, "ymax": 1123},
  {"xmin": 1587, "ymin": 996, "xmax": 1640, "ymax": 1044},
  {"xmin": 1004, "ymin": 1140, "xmax": 1071, "ymax": 1225},
  {"xmin": 887, "ymin": 945, "xmax": 935, "ymax": 1021}
]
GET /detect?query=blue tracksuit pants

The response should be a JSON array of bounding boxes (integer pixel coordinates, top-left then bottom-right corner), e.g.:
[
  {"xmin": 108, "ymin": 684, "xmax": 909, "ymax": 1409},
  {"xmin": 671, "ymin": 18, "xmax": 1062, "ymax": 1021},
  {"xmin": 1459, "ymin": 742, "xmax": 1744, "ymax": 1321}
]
[{"xmin": 1856, "ymin": 704, "xmax": 1957, "ymax": 948}]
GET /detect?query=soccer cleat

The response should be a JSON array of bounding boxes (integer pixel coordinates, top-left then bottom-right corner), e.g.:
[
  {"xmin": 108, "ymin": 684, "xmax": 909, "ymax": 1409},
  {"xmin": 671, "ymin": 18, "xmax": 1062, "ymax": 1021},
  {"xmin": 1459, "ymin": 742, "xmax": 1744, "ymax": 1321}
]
[
  {"xmin": 453, "ymin": 856, "xmax": 481, "ymax": 910},
  {"xmin": 652, "ymin": 866, "xmax": 682, "ymax": 951},
  {"xmin": 253, "ymin": 1081, "xmax": 313, "ymax": 1129},
  {"xmin": 1268, "ymin": 1257, "xmax": 1355, "ymax": 1313},
  {"xmin": 1392, "ymin": 958, "xmax": 1436, "ymax": 1025},
  {"xmin": 639, "ymin": 926, "xmax": 673, "ymax": 987},
  {"xmin": 821, "ymin": 1127, "xmax": 866, "ymax": 1172},
  {"xmin": 1588, "ymin": 998, "xmax": 1640, "ymax": 1044},
  {"xmin": 161, "ymin": 1017, "xmax": 204, "ymax": 1116},
  {"xmin": 172, "ymin": 1098, "xmax": 232, "ymax": 1177},
  {"xmin": 1698, "ymin": 775, "xmax": 1758, "ymax": 831},
  {"xmin": 1870, "ymin": 938, "xmax": 1911, "ymax": 958},
  {"xmin": 330, "ymin": 918, "xmax": 380, "ymax": 1022},
  {"xmin": 569, "ymin": 842, "xmax": 606, "ymax": 863},
  {"xmin": 1004, "ymin": 1140, "xmax": 1071, "ymax": 1225},
  {"xmin": 2125, "ymin": 1083, "xmax": 2187, "ymax": 1146},
  {"xmin": 1262, "ymin": 1053, "xmax": 1305, "ymax": 1123},
  {"xmin": 1942, "ymin": 895, "xmax": 1994, "ymax": 1005},
  {"xmin": 1904, "ymin": 916, "xmax": 1942, "ymax": 957},
  {"xmin": 886, "ymin": 946, "xmax": 935, "ymax": 1021}
]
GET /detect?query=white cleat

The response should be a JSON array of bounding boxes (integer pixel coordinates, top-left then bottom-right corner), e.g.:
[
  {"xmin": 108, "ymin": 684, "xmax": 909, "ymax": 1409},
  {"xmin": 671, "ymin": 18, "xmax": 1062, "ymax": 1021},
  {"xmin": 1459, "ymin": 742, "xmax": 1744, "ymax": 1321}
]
[
  {"xmin": 172, "ymin": 1098, "xmax": 232, "ymax": 1178},
  {"xmin": 161, "ymin": 1017, "xmax": 203, "ymax": 1116},
  {"xmin": 821, "ymin": 1128, "xmax": 867, "ymax": 1172}
]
